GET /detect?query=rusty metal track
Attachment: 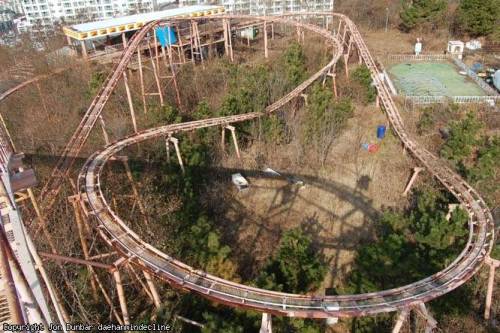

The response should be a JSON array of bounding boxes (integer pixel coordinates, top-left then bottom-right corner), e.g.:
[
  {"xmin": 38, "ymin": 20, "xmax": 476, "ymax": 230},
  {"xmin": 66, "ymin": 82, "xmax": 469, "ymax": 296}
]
[{"xmin": 69, "ymin": 14, "xmax": 493, "ymax": 318}]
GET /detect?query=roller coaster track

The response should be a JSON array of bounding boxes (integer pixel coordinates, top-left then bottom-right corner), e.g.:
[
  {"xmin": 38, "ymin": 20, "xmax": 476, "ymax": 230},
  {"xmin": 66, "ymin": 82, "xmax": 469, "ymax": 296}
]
[
  {"xmin": 34, "ymin": 13, "xmax": 496, "ymax": 318},
  {"xmin": 71, "ymin": 13, "xmax": 497, "ymax": 318}
]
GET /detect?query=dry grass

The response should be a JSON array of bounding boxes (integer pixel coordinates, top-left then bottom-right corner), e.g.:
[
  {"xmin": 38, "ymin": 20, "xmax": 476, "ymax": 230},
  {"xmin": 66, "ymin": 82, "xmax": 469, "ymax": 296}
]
[
  {"xmin": 362, "ymin": 28, "xmax": 451, "ymax": 56},
  {"xmin": 213, "ymin": 102, "xmax": 413, "ymax": 289}
]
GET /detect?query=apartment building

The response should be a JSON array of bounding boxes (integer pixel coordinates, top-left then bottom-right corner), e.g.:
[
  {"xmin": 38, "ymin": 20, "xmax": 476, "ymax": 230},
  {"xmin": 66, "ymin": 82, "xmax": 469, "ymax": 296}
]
[
  {"xmin": 180, "ymin": 0, "xmax": 334, "ymax": 15},
  {"xmin": 20, "ymin": 0, "xmax": 155, "ymax": 29},
  {"xmin": 19, "ymin": 0, "xmax": 332, "ymax": 31}
]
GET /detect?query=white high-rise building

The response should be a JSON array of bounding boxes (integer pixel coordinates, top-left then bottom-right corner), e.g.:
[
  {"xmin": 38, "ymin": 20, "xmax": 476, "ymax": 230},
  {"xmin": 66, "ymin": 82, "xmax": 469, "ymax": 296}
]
[
  {"xmin": 20, "ymin": 0, "xmax": 154, "ymax": 29},
  {"xmin": 179, "ymin": 0, "xmax": 334, "ymax": 15},
  {"xmin": 20, "ymin": 0, "xmax": 332, "ymax": 31}
]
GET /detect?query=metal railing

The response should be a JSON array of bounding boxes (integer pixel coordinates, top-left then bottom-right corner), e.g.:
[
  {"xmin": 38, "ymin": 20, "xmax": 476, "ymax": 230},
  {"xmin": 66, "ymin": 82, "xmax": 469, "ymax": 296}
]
[
  {"xmin": 386, "ymin": 54, "xmax": 449, "ymax": 62},
  {"xmin": 405, "ymin": 95, "xmax": 500, "ymax": 106},
  {"xmin": 451, "ymin": 58, "xmax": 499, "ymax": 96}
]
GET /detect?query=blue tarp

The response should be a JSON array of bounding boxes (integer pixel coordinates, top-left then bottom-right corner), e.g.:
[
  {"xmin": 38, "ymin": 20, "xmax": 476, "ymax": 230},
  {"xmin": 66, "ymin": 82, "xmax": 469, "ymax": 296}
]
[{"xmin": 155, "ymin": 27, "xmax": 177, "ymax": 47}]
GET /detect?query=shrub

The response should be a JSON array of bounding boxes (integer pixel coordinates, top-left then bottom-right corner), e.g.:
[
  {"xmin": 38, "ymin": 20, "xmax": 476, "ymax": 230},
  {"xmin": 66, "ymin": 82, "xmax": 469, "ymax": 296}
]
[
  {"xmin": 440, "ymin": 112, "xmax": 482, "ymax": 164},
  {"xmin": 283, "ymin": 42, "xmax": 306, "ymax": 87},
  {"xmin": 399, "ymin": 0, "xmax": 447, "ymax": 32},
  {"xmin": 455, "ymin": 0, "xmax": 499, "ymax": 37},
  {"xmin": 257, "ymin": 228, "xmax": 327, "ymax": 293},
  {"xmin": 352, "ymin": 65, "xmax": 377, "ymax": 104}
]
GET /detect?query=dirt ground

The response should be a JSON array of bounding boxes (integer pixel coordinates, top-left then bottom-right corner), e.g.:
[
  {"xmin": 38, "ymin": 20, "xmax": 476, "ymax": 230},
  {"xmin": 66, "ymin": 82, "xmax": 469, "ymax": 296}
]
[
  {"xmin": 214, "ymin": 103, "xmax": 414, "ymax": 290},
  {"xmin": 361, "ymin": 28, "xmax": 451, "ymax": 56}
]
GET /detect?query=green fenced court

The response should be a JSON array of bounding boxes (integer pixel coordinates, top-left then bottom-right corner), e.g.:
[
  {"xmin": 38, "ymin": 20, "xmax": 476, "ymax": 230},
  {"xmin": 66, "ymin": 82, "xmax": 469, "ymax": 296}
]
[{"xmin": 388, "ymin": 62, "xmax": 486, "ymax": 97}]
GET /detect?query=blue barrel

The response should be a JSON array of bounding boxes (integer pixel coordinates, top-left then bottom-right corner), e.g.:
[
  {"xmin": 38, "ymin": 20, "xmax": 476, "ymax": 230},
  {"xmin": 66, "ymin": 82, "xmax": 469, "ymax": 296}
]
[
  {"xmin": 377, "ymin": 125, "xmax": 386, "ymax": 139},
  {"xmin": 155, "ymin": 27, "xmax": 177, "ymax": 47}
]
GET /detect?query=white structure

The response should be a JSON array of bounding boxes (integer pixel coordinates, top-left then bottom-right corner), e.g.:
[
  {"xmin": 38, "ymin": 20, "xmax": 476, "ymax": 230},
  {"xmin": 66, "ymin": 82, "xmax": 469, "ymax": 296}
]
[
  {"xmin": 465, "ymin": 39, "xmax": 481, "ymax": 51},
  {"xmin": 63, "ymin": 5, "xmax": 223, "ymax": 57},
  {"xmin": 447, "ymin": 40, "xmax": 464, "ymax": 59},
  {"xmin": 180, "ymin": 0, "xmax": 334, "ymax": 15},
  {"xmin": 20, "ymin": 0, "xmax": 158, "ymax": 30},
  {"xmin": 414, "ymin": 38, "xmax": 422, "ymax": 55}
]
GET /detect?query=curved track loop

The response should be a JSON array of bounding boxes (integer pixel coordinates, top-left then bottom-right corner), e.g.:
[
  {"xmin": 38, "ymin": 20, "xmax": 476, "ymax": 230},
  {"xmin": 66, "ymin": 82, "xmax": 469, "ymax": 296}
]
[{"xmin": 76, "ymin": 14, "xmax": 496, "ymax": 318}]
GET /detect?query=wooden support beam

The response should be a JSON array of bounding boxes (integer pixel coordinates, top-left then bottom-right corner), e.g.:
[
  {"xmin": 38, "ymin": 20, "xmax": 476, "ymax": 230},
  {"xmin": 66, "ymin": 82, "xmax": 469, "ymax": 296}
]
[
  {"xmin": 392, "ymin": 308, "xmax": 409, "ymax": 333},
  {"xmin": 343, "ymin": 36, "xmax": 351, "ymax": 80},
  {"xmin": 25, "ymin": 185, "xmax": 61, "ymax": 260},
  {"xmin": 113, "ymin": 269, "xmax": 130, "ymax": 324},
  {"xmin": 121, "ymin": 157, "xmax": 148, "ymax": 225},
  {"xmin": 223, "ymin": 19, "xmax": 229, "ymax": 55},
  {"xmin": 402, "ymin": 167, "xmax": 424, "ymax": 196},
  {"xmin": 228, "ymin": 125, "xmax": 240, "ymax": 159},
  {"xmin": 165, "ymin": 135, "xmax": 171, "ymax": 161},
  {"xmin": 80, "ymin": 40, "xmax": 87, "ymax": 59},
  {"xmin": 264, "ymin": 21, "xmax": 268, "ymax": 59},
  {"xmin": 221, "ymin": 126, "xmax": 225, "ymax": 150},
  {"xmin": 161, "ymin": 32, "xmax": 182, "ymax": 109},
  {"xmin": 69, "ymin": 197, "xmax": 99, "ymax": 301},
  {"xmin": 223, "ymin": 19, "xmax": 234, "ymax": 62},
  {"xmin": 221, "ymin": 125, "xmax": 240, "ymax": 159},
  {"xmin": 88, "ymin": 252, "xmax": 117, "ymax": 260},
  {"xmin": 332, "ymin": 73, "xmax": 338, "ymax": 98},
  {"xmin": 177, "ymin": 315, "xmax": 205, "ymax": 328},
  {"xmin": 484, "ymin": 257, "xmax": 499, "ymax": 320},
  {"xmin": 147, "ymin": 40, "xmax": 164, "ymax": 106},
  {"xmin": 39, "ymin": 252, "xmax": 113, "ymax": 270},
  {"xmin": 67, "ymin": 191, "xmax": 124, "ymax": 324},
  {"xmin": 341, "ymin": 22, "xmax": 348, "ymax": 45},
  {"xmin": 344, "ymin": 54, "xmax": 349, "ymax": 78},
  {"xmin": 175, "ymin": 24, "xmax": 186, "ymax": 63},
  {"xmin": 171, "ymin": 137, "xmax": 184, "ymax": 174},
  {"xmin": 300, "ymin": 94, "xmax": 308, "ymax": 106},
  {"xmin": 99, "ymin": 115, "xmax": 110, "ymax": 145},
  {"xmin": 143, "ymin": 271, "xmax": 161, "ymax": 309},
  {"xmin": 416, "ymin": 302, "xmax": 437, "ymax": 333},
  {"xmin": 121, "ymin": 32, "xmax": 127, "ymax": 47},
  {"xmin": 189, "ymin": 23, "xmax": 195, "ymax": 64},
  {"xmin": 166, "ymin": 136, "xmax": 184, "ymax": 173},
  {"xmin": 137, "ymin": 47, "xmax": 147, "ymax": 114},
  {"xmin": 259, "ymin": 313, "xmax": 272, "ymax": 333},
  {"xmin": 191, "ymin": 20, "xmax": 204, "ymax": 66},
  {"xmin": 126, "ymin": 264, "xmax": 154, "ymax": 303},
  {"xmin": 122, "ymin": 72, "xmax": 137, "ymax": 133},
  {"xmin": 153, "ymin": 28, "xmax": 160, "ymax": 73}
]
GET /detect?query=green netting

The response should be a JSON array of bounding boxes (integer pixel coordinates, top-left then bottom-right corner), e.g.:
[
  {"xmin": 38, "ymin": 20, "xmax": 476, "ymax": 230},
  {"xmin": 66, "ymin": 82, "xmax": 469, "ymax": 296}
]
[{"xmin": 388, "ymin": 62, "xmax": 486, "ymax": 97}]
